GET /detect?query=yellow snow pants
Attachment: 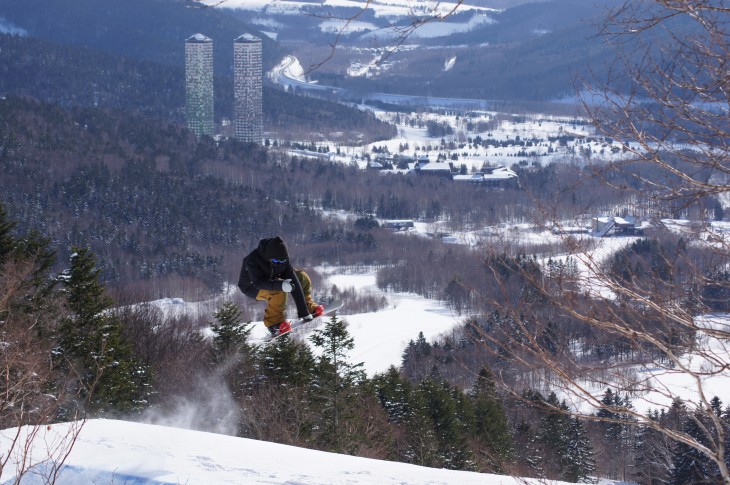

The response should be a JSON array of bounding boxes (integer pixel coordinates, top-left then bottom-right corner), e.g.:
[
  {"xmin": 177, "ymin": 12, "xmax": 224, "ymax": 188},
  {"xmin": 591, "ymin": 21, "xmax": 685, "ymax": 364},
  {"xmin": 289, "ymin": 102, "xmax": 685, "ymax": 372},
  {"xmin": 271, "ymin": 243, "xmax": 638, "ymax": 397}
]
[{"xmin": 256, "ymin": 269, "xmax": 317, "ymax": 328}]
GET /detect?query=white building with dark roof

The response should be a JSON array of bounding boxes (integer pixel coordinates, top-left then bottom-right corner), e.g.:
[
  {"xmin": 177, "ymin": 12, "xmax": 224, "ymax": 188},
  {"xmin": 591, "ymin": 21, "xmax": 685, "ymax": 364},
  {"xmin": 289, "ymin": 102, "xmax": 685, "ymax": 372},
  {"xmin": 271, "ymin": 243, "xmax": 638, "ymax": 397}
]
[
  {"xmin": 185, "ymin": 33, "xmax": 214, "ymax": 137},
  {"xmin": 233, "ymin": 34, "xmax": 263, "ymax": 143},
  {"xmin": 453, "ymin": 166, "xmax": 518, "ymax": 187},
  {"xmin": 414, "ymin": 161, "xmax": 454, "ymax": 178}
]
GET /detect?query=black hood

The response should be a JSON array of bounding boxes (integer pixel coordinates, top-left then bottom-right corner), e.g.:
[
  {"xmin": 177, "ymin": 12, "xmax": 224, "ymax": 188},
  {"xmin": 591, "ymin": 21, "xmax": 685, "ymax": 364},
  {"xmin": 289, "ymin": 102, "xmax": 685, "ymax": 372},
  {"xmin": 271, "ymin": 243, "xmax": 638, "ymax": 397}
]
[{"xmin": 260, "ymin": 236, "xmax": 289, "ymax": 261}]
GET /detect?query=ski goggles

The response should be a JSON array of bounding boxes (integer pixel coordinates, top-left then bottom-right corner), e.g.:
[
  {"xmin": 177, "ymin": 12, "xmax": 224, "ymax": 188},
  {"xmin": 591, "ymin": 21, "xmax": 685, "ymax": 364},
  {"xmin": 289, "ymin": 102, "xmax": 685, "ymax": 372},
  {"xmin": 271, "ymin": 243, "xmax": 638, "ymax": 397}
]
[{"xmin": 270, "ymin": 258, "xmax": 288, "ymax": 265}]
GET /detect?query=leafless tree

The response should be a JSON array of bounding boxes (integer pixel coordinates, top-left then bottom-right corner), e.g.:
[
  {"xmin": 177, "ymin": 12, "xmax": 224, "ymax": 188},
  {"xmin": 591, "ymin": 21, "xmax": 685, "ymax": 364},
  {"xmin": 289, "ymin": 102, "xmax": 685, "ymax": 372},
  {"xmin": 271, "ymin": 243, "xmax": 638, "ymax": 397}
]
[
  {"xmin": 466, "ymin": 2, "xmax": 730, "ymax": 482},
  {"xmin": 0, "ymin": 257, "xmax": 84, "ymax": 483}
]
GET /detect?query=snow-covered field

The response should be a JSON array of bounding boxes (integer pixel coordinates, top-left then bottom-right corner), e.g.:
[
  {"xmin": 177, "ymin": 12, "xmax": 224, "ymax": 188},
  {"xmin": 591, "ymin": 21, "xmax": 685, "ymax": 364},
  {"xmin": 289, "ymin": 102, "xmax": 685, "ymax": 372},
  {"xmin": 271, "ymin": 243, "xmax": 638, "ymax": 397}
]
[{"xmin": 271, "ymin": 54, "xmax": 631, "ymax": 170}]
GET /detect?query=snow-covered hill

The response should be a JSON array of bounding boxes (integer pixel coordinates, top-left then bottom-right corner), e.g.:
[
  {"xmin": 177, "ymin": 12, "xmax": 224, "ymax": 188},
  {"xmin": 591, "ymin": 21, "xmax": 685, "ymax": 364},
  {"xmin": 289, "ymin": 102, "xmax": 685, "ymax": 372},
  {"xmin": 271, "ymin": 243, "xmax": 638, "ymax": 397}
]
[
  {"xmin": 1, "ymin": 419, "xmax": 604, "ymax": 485},
  {"xmin": 200, "ymin": 0, "xmax": 496, "ymax": 17}
]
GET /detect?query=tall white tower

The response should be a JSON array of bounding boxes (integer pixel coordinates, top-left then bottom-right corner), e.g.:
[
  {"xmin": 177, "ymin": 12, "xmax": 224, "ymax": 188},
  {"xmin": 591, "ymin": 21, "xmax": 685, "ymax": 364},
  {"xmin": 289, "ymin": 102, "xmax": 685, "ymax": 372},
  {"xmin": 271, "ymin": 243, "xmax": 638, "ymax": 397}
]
[
  {"xmin": 233, "ymin": 34, "xmax": 263, "ymax": 143},
  {"xmin": 185, "ymin": 33, "xmax": 214, "ymax": 137}
]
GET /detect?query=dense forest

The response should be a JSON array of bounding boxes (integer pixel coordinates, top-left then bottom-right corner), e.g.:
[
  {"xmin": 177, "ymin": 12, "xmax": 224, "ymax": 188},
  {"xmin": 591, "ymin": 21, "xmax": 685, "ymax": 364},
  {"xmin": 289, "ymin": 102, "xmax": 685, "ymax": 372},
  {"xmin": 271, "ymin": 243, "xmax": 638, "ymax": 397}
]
[
  {"xmin": 4, "ymin": 200, "xmax": 730, "ymax": 484},
  {"xmin": 0, "ymin": 95, "xmax": 526, "ymax": 296},
  {"xmin": 0, "ymin": 0, "xmax": 284, "ymax": 76},
  {"xmin": 3, "ymin": 93, "xmax": 724, "ymax": 305}
]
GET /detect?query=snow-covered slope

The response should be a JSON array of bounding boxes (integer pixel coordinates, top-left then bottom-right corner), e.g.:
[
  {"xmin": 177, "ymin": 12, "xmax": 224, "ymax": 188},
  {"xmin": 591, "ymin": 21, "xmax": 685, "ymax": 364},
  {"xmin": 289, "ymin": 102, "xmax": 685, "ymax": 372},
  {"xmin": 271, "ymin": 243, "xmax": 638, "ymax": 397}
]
[
  {"xmin": 0, "ymin": 419, "xmax": 578, "ymax": 485},
  {"xmin": 200, "ymin": 0, "xmax": 496, "ymax": 17},
  {"xmin": 150, "ymin": 268, "xmax": 465, "ymax": 377}
]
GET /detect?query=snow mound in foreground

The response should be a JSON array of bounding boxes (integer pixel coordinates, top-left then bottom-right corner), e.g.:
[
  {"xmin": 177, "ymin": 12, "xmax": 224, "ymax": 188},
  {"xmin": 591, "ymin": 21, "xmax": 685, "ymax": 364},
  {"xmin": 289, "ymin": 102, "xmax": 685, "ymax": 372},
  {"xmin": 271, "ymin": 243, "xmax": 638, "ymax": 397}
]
[{"xmin": 2, "ymin": 419, "xmax": 574, "ymax": 485}]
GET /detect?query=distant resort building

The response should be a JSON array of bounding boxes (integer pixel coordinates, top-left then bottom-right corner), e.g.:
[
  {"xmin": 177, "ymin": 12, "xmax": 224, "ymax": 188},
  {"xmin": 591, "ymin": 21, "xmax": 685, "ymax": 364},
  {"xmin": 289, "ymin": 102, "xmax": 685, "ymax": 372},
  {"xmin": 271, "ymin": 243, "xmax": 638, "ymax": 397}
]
[
  {"xmin": 453, "ymin": 166, "xmax": 518, "ymax": 187},
  {"xmin": 233, "ymin": 34, "xmax": 263, "ymax": 143},
  {"xmin": 383, "ymin": 220, "xmax": 415, "ymax": 231},
  {"xmin": 591, "ymin": 215, "xmax": 644, "ymax": 237},
  {"xmin": 414, "ymin": 159, "xmax": 454, "ymax": 178},
  {"xmin": 409, "ymin": 157, "xmax": 519, "ymax": 187},
  {"xmin": 185, "ymin": 33, "xmax": 214, "ymax": 137}
]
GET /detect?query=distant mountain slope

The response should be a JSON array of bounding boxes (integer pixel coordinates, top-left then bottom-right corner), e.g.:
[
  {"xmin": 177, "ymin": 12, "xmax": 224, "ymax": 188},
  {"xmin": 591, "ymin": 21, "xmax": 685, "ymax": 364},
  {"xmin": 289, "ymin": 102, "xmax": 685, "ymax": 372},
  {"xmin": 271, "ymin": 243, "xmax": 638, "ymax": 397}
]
[
  {"xmin": 0, "ymin": 33, "xmax": 395, "ymax": 139},
  {"xmin": 430, "ymin": 20, "xmax": 617, "ymax": 100},
  {"xmin": 0, "ymin": 0, "xmax": 628, "ymax": 102},
  {"xmin": 0, "ymin": 33, "xmax": 186, "ymax": 121},
  {"xmin": 0, "ymin": 0, "xmax": 284, "ymax": 74},
  {"xmin": 437, "ymin": 0, "xmax": 615, "ymax": 45},
  {"xmin": 308, "ymin": 0, "xmax": 626, "ymax": 101}
]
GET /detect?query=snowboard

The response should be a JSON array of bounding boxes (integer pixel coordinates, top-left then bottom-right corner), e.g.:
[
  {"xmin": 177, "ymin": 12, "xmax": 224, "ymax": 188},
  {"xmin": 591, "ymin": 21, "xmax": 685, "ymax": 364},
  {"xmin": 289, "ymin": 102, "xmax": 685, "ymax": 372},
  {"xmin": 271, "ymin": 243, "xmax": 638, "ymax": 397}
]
[{"xmin": 264, "ymin": 299, "xmax": 344, "ymax": 343}]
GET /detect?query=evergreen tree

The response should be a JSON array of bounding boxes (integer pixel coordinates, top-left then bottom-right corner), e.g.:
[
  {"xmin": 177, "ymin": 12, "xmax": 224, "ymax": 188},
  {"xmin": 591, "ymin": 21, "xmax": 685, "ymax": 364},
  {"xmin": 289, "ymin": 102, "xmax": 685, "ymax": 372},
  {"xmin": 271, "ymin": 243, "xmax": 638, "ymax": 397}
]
[
  {"xmin": 631, "ymin": 413, "xmax": 672, "ymax": 485},
  {"xmin": 211, "ymin": 300, "xmax": 253, "ymax": 360},
  {"xmin": 210, "ymin": 300, "xmax": 255, "ymax": 403},
  {"xmin": 596, "ymin": 388, "xmax": 635, "ymax": 480},
  {"xmin": 0, "ymin": 202, "xmax": 16, "ymax": 263},
  {"xmin": 14, "ymin": 230, "xmax": 57, "ymax": 303},
  {"xmin": 532, "ymin": 391, "xmax": 596, "ymax": 482},
  {"xmin": 372, "ymin": 366, "xmax": 440, "ymax": 466},
  {"xmin": 538, "ymin": 392, "xmax": 572, "ymax": 479},
  {"xmin": 470, "ymin": 366, "xmax": 513, "ymax": 472},
  {"xmin": 417, "ymin": 376, "xmax": 474, "ymax": 470},
  {"xmin": 0, "ymin": 205, "xmax": 57, "ymax": 323},
  {"xmin": 710, "ymin": 397, "xmax": 723, "ymax": 417},
  {"xmin": 664, "ymin": 398, "xmax": 689, "ymax": 431},
  {"xmin": 373, "ymin": 366, "xmax": 413, "ymax": 424},
  {"xmin": 671, "ymin": 412, "xmax": 717, "ymax": 485},
  {"xmin": 0, "ymin": 208, "xmax": 67, "ymax": 429},
  {"xmin": 401, "ymin": 331, "xmax": 433, "ymax": 381},
  {"xmin": 57, "ymin": 246, "xmax": 151, "ymax": 417},
  {"xmin": 721, "ymin": 407, "xmax": 730, "ymax": 478},
  {"xmin": 257, "ymin": 334, "xmax": 315, "ymax": 387},
  {"xmin": 513, "ymin": 417, "xmax": 543, "ymax": 477},
  {"xmin": 251, "ymin": 336, "xmax": 318, "ymax": 445},
  {"xmin": 309, "ymin": 315, "xmax": 366, "ymax": 453},
  {"xmin": 563, "ymin": 416, "xmax": 597, "ymax": 483}
]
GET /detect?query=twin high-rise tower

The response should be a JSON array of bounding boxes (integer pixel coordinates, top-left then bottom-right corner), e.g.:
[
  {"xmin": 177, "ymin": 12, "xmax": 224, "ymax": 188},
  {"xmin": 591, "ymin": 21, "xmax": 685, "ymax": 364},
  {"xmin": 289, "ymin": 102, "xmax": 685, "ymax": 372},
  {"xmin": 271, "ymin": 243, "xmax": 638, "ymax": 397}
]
[
  {"xmin": 185, "ymin": 33, "xmax": 262, "ymax": 143},
  {"xmin": 185, "ymin": 34, "xmax": 214, "ymax": 137},
  {"xmin": 233, "ymin": 34, "xmax": 263, "ymax": 143}
]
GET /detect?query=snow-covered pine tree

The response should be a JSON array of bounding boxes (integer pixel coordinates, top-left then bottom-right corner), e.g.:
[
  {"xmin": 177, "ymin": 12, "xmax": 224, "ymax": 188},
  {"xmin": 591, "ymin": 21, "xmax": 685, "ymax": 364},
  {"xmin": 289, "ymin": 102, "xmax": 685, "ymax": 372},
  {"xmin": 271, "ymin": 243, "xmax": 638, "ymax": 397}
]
[
  {"xmin": 257, "ymin": 333, "xmax": 315, "ymax": 386},
  {"xmin": 210, "ymin": 300, "xmax": 255, "ymax": 404},
  {"xmin": 309, "ymin": 314, "xmax": 366, "ymax": 453},
  {"xmin": 631, "ymin": 411, "xmax": 672, "ymax": 485},
  {"xmin": 470, "ymin": 366, "xmax": 513, "ymax": 472},
  {"xmin": 57, "ymin": 246, "xmax": 151, "ymax": 417},
  {"xmin": 0, "ymin": 203, "xmax": 57, "ymax": 313},
  {"xmin": 670, "ymin": 411, "xmax": 718, "ymax": 484},
  {"xmin": 537, "ymin": 392, "xmax": 572, "ymax": 479},
  {"xmin": 416, "ymin": 376, "xmax": 474, "ymax": 470},
  {"xmin": 596, "ymin": 388, "xmax": 635, "ymax": 480},
  {"xmin": 211, "ymin": 300, "xmax": 253, "ymax": 360},
  {"xmin": 371, "ymin": 365, "xmax": 441, "ymax": 467},
  {"xmin": 373, "ymin": 365, "xmax": 413, "ymax": 424},
  {"xmin": 563, "ymin": 416, "xmax": 596, "ymax": 483},
  {"xmin": 0, "ymin": 202, "xmax": 16, "ymax": 262}
]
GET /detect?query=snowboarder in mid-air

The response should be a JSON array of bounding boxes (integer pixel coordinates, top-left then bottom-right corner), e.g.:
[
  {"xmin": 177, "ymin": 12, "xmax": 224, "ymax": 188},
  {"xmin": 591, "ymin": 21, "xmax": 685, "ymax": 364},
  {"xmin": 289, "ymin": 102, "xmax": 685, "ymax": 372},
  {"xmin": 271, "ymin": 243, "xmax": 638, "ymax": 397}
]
[{"xmin": 237, "ymin": 236, "xmax": 324, "ymax": 336}]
